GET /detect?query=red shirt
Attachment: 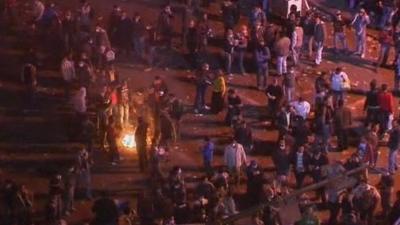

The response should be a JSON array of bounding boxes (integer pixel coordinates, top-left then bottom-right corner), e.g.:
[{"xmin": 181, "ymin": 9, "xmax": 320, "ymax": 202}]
[{"xmin": 378, "ymin": 91, "xmax": 393, "ymax": 113}]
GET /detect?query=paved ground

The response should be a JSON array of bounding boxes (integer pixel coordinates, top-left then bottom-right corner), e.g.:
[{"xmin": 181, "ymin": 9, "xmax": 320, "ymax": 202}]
[{"xmin": 0, "ymin": 0, "xmax": 400, "ymax": 224}]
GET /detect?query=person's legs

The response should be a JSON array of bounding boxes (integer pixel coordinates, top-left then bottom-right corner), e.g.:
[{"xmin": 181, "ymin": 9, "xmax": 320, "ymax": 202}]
[
  {"xmin": 356, "ymin": 33, "xmax": 362, "ymax": 54},
  {"xmin": 340, "ymin": 32, "xmax": 348, "ymax": 51},
  {"xmin": 315, "ymin": 41, "xmax": 323, "ymax": 65},
  {"xmin": 238, "ymin": 51, "xmax": 246, "ymax": 74},
  {"xmin": 277, "ymin": 56, "xmax": 283, "ymax": 75},
  {"xmin": 282, "ymin": 55, "xmax": 288, "ymax": 74},
  {"xmin": 389, "ymin": 149, "xmax": 398, "ymax": 174},
  {"xmin": 334, "ymin": 33, "xmax": 339, "ymax": 52},
  {"xmin": 361, "ymin": 33, "xmax": 367, "ymax": 57},
  {"xmin": 226, "ymin": 52, "xmax": 233, "ymax": 74}
]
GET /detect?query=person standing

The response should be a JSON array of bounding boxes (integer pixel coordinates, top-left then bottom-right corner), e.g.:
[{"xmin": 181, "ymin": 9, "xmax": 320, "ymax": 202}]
[
  {"xmin": 106, "ymin": 116, "xmax": 120, "ymax": 165},
  {"xmin": 301, "ymin": 11, "xmax": 315, "ymax": 59},
  {"xmin": 388, "ymin": 119, "xmax": 400, "ymax": 174},
  {"xmin": 224, "ymin": 138, "xmax": 247, "ymax": 185},
  {"xmin": 236, "ymin": 26, "xmax": 248, "ymax": 75},
  {"xmin": 201, "ymin": 136, "xmax": 214, "ymax": 173},
  {"xmin": 76, "ymin": 148, "xmax": 92, "ymax": 200},
  {"xmin": 376, "ymin": 26, "xmax": 392, "ymax": 69},
  {"xmin": 274, "ymin": 32, "xmax": 290, "ymax": 76},
  {"xmin": 63, "ymin": 167, "xmax": 77, "ymax": 216},
  {"xmin": 283, "ymin": 67, "xmax": 296, "ymax": 102},
  {"xmin": 330, "ymin": 67, "xmax": 349, "ymax": 108},
  {"xmin": 225, "ymin": 89, "xmax": 242, "ymax": 126},
  {"xmin": 333, "ymin": 99, "xmax": 352, "ymax": 151},
  {"xmin": 132, "ymin": 13, "xmax": 146, "ymax": 61},
  {"xmin": 364, "ymin": 79, "xmax": 380, "ymax": 127},
  {"xmin": 61, "ymin": 52, "xmax": 76, "ymax": 99},
  {"xmin": 313, "ymin": 14, "xmax": 326, "ymax": 65},
  {"xmin": 378, "ymin": 173, "xmax": 394, "ymax": 219},
  {"xmin": 117, "ymin": 80, "xmax": 130, "ymax": 127},
  {"xmin": 378, "ymin": 84, "xmax": 393, "ymax": 137},
  {"xmin": 276, "ymin": 105, "xmax": 294, "ymax": 139},
  {"xmin": 224, "ymin": 29, "xmax": 236, "ymax": 76},
  {"xmin": 194, "ymin": 63, "xmax": 212, "ymax": 114},
  {"xmin": 332, "ymin": 11, "xmax": 348, "ymax": 54},
  {"xmin": 211, "ymin": 70, "xmax": 226, "ymax": 114},
  {"xmin": 168, "ymin": 93, "xmax": 185, "ymax": 141},
  {"xmin": 255, "ymin": 41, "xmax": 271, "ymax": 90},
  {"xmin": 157, "ymin": 4, "xmax": 174, "ymax": 49},
  {"xmin": 265, "ymin": 78, "xmax": 283, "ymax": 119},
  {"xmin": 291, "ymin": 19, "xmax": 304, "ymax": 66},
  {"xmin": 351, "ymin": 8, "xmax": 370, "ymax": 58},
  {"xmin": 291, "ymin": 145, "xmax": 310, "ymax": 189},
  {"xmin": 135, "ymin": 117, "xmax": 148, "ymax": 172},
  {"xmin": 394, "ymin": 51, "xmax": 400, "ymax": 92}
]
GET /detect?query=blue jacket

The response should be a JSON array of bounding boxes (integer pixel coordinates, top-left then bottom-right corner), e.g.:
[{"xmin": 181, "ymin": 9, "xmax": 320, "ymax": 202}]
[
  {"xmin": 255, "ymin": 46, "xmax": 271, "ymax": 68},
  {"xmin": 202, "ymin": 142, "xmax": 214, "ymax": 162}
]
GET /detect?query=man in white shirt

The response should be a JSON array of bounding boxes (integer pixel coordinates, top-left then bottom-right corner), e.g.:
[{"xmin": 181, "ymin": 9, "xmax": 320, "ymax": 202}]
[
  {"xmin": 61, "ymin": 53, "xmax": 76, "ymax": 98},
  {"xmin": 291, "ymin": 96, "xmax": 311, "ymax": 120},
  {"xmin": 224, "ymin": 138, "xmax": 247, "ymax": 185},
  {"xmin": 330, "ymin": 66, "xmax": 349, "ymax": 107}
]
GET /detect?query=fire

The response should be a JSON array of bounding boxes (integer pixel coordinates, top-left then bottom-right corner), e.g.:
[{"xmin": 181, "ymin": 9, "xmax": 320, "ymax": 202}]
[{"xmin": 122, "ymin": 133, "xmax": 136, "ymax": 149}]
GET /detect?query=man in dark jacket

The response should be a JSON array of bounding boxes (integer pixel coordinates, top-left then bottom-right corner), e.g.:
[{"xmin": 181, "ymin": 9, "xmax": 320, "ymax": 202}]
[
  {"xmin": 364, "ymin": 79, "xmax": 380, "ymax": 127},
  {"xmin": 255, "ymin": 41, "xmax": 271, "ymax": 90},
  {"xmin": 158, "ymin": 4, "xmax": 174, "ymax": 49},
  {"xmin": 234, "ymin": 121, "xmax": 253, "ymax": 152},
  {"xmin": 313, "ymin": 14, "xmax": 326, "ymax": 65},
  {"xmin": 334, "ymin": 99, "xmax": 352, "ymax": 151},
  {"xmin": 276, "ymin": 105, "xmax": 294, "ymax": 140},
  {"xmin": 290, "ymin": 145, "xmax": 310, "ymax": 188}
]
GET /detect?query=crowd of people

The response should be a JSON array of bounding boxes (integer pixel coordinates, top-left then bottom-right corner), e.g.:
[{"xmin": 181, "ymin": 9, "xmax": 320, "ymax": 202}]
[{"xmin": 2, "ymin": 0, "xmax": 400, "ymax": 224}]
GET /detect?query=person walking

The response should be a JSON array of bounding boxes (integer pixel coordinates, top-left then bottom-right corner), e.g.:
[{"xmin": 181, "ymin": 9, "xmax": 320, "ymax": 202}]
[
  {"xmin": 394, "ymin": 51, "xmax": 400, "ymax": 92},
  {"xmin": 224, "ymin": 138, "xmax": 247, "ymax": 185},
  {"xmin": 313, "ymin": 14, "xmax": 326, "ymax": 65},
  {"xmin": 351, "ymin": 8, "xmax": 370, "ymax": 58},
  {"xmin": 135, "ymin": 117, "xmax": 148, "ymax": 172}
]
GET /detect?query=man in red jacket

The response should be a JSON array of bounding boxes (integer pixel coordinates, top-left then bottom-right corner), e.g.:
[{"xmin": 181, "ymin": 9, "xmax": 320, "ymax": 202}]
[{"xmin": 378, "ymin": 84, "xmax": 393, "ymax": 137}]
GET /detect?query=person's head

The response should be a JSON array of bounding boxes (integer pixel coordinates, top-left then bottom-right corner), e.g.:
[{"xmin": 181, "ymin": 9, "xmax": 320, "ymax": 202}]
[
  {"xmin": 381, "ymin": 83, "xmax": 388, "ymax": 92},
  {"xmin": 279, "ymin": 139, "xmax": 285, "ymax": 150},
  {"xmin": 272, "ymin": 77, "xmax": 279, "ymax": 85},
  {"xmin": 202, "ymin": 63, "xmax": 209, "ymax": 71},
  {"xmin": 314, "ymin": 14, "xmax": 321, "ymax": 23},
  {"xmin": 189, "ymin": 19, "xmax": 195, "ymax": 28},
  {"xmin": 226, "ymin": 29, "xmax": 234, "ymax": 37},
  {"xmin": 370, "ymin": 79, "xmax": 377, "ymax": 90},
  {"xmin": 359, "ymin": 8, "xmax": 366, "ymax": 16},
  {"xmin": 228, "ymin": 88, "xmax": 236, "ymax": 96},
  {"xmin": 298, "ymin": 96, "xmax": 304, "ymax": 102},
  {"xmin": 121, "ymin": 11, "xmax": 127, "ymax": 19},
  {"xmin": 202, "ymin": 12, "xmax": 208, "ymax": 21},
  {"xmin": 336, "ymin": 10, "xmax": 342, "ymax": 19},
  {"xmin": 297, "ymin": 145, "xmax": 305, "ymax": 153},
  {"xmin": 335, "ymin": 66, "xmax": 343, "ymax": 74},
  {"xmin": 204, "ymin": 136, "xmax": 210, "ymax": 143},
  {"xmin": 216, "ymin": 69, "xmax": 224, "ymax": 77}
]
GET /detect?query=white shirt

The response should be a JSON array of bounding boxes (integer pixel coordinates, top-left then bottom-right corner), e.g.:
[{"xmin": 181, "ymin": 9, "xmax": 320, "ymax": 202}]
[
  {"xmin": 72, "ymin": 87, "xmax": 87, "ymax": 113},
  {"xmin": 331, "ymin": 72, "xmax": 348, "ymax": 91},
  {"xmin": 224, "ymin": 143, "xmax": 247, "ymax": 169},
  {"xmin": 291, "ymin": 100, "xmax": 311, "ymax": 119},
  {"xmin": 61, "ymin": 58, "xmax": 76, "ymax": 82}
]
